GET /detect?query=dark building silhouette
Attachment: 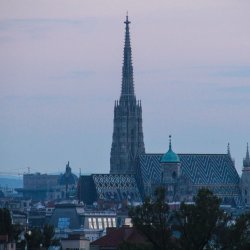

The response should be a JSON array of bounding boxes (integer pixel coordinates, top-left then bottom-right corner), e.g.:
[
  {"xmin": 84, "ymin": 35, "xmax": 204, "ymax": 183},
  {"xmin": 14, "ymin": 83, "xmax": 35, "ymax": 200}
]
[{"xmin": 78, "ymin": 15, "xmax": 243, "ymax": 207}]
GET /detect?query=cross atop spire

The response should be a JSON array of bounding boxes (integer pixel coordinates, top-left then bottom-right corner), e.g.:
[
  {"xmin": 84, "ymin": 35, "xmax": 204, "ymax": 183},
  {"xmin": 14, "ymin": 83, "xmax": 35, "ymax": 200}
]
[
  {"xmin": 120, "ymin": 14, "xmax": 135, "ymax": 103},
  {"xmin": 124, "ymin": 12, "xmax": 130, "ymax": 25}
]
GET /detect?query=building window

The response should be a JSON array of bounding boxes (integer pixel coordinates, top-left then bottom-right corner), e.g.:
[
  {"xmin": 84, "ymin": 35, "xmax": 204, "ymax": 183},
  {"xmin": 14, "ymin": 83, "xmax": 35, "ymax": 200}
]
[
  {"xmin": 108, "ymin": 218, "xmax": 112, "ymax": 227},
  {"xmin": 172, "ymin": 171, "xmax": 177, "ymax": 179},
  {"xmin": 245, "ymin": 189, "xmax": 248, "ymax": 195},
  {"xmin": 112, "ymin": 218, "xmax": 116, "ymax": 227},
  {"xmin": 93, "ymin": 218, "xmax": 97, "ymax": 229},
  {"xmin": 103, "ymin": 218, "xmax": 108, "ymax": 229},
  {"xmin": 98, "ymin": 218, "xmax": 103, "ymax": 229},
  {"xmin": 88, "ymin": 218, "xmax": 93, "ymax": 229}
]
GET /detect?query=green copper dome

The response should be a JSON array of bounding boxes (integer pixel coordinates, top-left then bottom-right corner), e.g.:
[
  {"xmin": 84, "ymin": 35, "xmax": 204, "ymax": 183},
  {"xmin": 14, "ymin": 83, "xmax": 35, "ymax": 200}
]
[{"xmin": 161, "ymin": 135, "xmax": 180, "ymax": 163}]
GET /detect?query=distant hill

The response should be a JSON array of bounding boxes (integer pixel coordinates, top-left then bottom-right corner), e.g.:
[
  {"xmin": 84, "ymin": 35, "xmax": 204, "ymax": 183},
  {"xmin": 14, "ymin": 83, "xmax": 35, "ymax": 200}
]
[{"xmin": 0, "ymin": 176, "xmax": 23, "ymax": 189}]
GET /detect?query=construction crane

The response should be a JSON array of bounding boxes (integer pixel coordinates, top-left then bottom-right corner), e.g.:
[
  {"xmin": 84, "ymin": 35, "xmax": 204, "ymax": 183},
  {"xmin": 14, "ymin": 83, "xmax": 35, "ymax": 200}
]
[{"xmin": 0, "ymin": 167, "xmax": 32, "ymax": 177}]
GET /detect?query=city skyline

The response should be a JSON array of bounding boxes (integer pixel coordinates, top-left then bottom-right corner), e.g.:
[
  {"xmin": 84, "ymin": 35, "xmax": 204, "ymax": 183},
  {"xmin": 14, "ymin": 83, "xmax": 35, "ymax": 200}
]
[{"xmin": 1, "ymin": 0, "xmax": 250, "ymax": 175}]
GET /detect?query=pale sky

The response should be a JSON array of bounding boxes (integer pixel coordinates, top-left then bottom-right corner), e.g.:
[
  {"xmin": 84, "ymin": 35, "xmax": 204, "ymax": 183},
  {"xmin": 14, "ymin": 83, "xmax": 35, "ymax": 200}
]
[{"xmin": 1, "ymin": 0, "xmax": 250, "ymax": 176}]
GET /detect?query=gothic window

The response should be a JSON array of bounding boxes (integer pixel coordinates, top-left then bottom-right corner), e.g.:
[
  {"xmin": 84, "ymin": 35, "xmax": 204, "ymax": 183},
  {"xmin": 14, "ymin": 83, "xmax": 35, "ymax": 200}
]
[
  {"xmin": 172, "ymin": 171, "xmax": 177, "ymax": 179},
  {"xmin": 131, "ymin": 129, "xmax": 134, "ymax": 136}
]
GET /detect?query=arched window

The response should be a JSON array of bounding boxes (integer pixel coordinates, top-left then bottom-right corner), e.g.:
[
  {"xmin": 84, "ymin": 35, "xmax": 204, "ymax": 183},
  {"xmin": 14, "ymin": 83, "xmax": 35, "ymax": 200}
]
[{"xmin": 172, "ymin": 171, "xmax": 177, "ymax": 179}]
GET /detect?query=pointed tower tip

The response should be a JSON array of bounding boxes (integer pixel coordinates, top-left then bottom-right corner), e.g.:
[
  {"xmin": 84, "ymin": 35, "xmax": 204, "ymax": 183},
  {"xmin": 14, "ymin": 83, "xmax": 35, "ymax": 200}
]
[
  {"xmin": 243, "ymin": 143, "xmax": 250, "ymax": 168},
  {"xmin": 227, "ymin": 143, "xmax": 231, "ymax": 156},
  {"xmin": 169, "ymin": 135, "xmax": 172, "ymax": 150},
  {"xmin": 124, "ymin": 12, "xmax": 130, "ymax": 24}
]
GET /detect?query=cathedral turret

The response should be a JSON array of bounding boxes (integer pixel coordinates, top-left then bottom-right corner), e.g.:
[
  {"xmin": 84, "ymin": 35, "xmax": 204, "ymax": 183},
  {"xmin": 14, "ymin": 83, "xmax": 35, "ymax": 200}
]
[
  {"xmin": 110, "ymin": 15, "xmax": 145, "ymax": 174},
  {"xmin": 161, "ymin": 135, "xmax": 181, "ymax": 182},
  {"xmin": 160, "ymin": 135, "xmax": 182, "ymax": 202},
  {"xmin": 227, "ymin": 143, "xmax": 231, "ymax": 158},
  {"xmin": 241, "ymin": 143, "xmax": 250, "ymax": 206},
  {"xmin": 243, "ymin": 143, "xmax": 250, "ymax": 168}
]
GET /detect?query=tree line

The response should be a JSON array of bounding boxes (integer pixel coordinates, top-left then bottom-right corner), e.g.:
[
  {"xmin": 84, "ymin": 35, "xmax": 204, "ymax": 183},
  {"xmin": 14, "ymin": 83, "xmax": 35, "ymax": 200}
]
[
  {"xmin": 127, "ymin": 188, "xmax": 250, "ymax": 250},
  {"xmin": 0, "ymin": 208, "xmax": 57, "ymax": 249},
  {"xmin": 1, "ymin": 188, "xmax": 250, "ymax": 250}
]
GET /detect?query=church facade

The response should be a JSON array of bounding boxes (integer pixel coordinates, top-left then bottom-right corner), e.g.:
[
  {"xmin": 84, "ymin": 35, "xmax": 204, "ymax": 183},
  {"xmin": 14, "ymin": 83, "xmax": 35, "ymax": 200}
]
[{"xmin": 79, "ymin": 16, "xmax": 245, "ymax": 207}]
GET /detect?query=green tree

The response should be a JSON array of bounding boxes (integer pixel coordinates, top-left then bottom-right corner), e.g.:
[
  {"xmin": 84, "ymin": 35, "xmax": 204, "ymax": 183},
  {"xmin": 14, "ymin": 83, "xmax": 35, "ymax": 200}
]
[
  {"xmin": 129, "ymin": 187, "xmax": 174, "ymax": 250},
  {"xmin": 43, "ymin": 224, "xmax": 55, "ymax": 248},
  {"xmin": 118, "ymin": 241, "xmax": 153, "ymax": 250},
  {"xmin": 11, "ymin": 223, "xmax": 23, "ymax": 241},
  {"xmin": 215, "ymin": 212, "xmax": 250, "ymax": 250},
  {"xmin": 174, "ymin": 188, "xmax": 223, "ymax": 250},
  {"xmin": 25, "ymin": 228, "xmax": 43, "ymax": 249},
  {"xmin": 0, "ymin": 208, "xmax": 12, "ymax": 237}
]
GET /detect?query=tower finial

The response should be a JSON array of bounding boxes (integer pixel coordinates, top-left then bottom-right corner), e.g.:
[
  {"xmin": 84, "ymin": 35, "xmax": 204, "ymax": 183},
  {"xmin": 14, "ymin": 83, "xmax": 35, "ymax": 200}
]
[
  {"xmin": 124, "ymin": 13, "xmax": 130, "ymax": 25},
  {"xmin": 169, "ymin": 135, "xmax": 172, "ymax": 150}
]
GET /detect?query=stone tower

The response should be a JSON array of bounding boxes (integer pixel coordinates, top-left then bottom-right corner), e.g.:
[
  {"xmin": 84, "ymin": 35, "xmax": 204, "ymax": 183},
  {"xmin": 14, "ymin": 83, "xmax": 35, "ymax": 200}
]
[
  {"xmin": 241, "ymin": 143, "xmax": 250, "ymax": 206},
  {"xmin": 110, "ymin": 15, "xmax": 145, "ymax": 174},
  {"xmin": 161, "ymin": 136, "xmax": 181, "ymax": 182},
  {"xmin": 159, "ymin": 136, "xmax": 192, "ymax": 202},
  {"xmin": 160, "ymin": 136, "xmax": 181, "ymax": 201}
]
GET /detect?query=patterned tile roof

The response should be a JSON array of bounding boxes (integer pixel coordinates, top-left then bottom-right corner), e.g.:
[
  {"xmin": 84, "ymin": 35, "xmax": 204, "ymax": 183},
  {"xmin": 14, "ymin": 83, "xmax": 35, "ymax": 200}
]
[
  {"xmin": 139, "ymin": 153, "xmax": 240, "ymax": 186},
  {"xmin": 137, "ymin": 153, "xmax": 242, "ymax": 204},
  {"xmin": 92, "ymin": 174, "xmax": 142, "ymax": 202}
]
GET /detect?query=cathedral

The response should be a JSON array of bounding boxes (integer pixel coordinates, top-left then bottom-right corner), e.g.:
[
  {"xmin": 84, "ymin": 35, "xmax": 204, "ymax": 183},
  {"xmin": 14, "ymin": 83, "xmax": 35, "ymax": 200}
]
[{"xmin": 79, "ymin": 16, "xmax": 248, "ymax": 207}]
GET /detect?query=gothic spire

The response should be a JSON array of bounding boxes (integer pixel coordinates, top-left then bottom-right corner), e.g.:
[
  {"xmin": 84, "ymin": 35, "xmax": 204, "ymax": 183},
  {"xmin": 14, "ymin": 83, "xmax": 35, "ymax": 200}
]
[
  {"xmin": 120, "ymin": 14, "xmax": 135, "ymax": 103},
  {"xmin": 243, "ymin": 143, "xmax": 250, "ymax": 168},
  {"xmin": 110, "ymin": 15, "xmax": 145, "ymax": 174}
]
